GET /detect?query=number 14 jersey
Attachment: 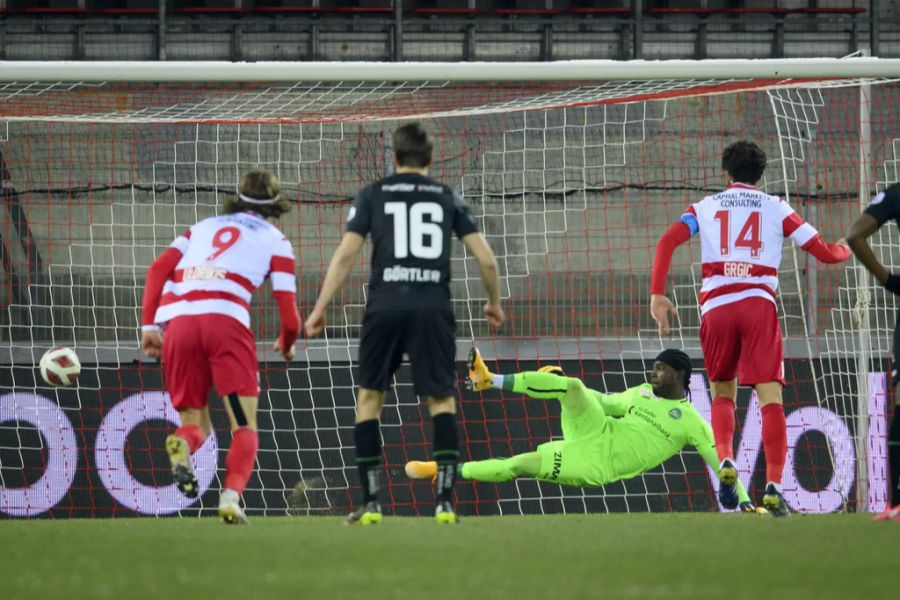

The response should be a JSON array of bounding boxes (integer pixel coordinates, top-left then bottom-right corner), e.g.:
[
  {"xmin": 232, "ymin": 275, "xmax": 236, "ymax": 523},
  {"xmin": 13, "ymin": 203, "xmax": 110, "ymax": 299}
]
[{"xmin": 680, "ymin": 182, "xmax": 819, "ymax": 315}]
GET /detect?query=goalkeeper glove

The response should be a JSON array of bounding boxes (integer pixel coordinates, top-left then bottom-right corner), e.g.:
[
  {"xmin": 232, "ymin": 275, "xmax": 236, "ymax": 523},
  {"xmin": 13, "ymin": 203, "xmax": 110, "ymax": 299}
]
[{"xmin": 883, "ymin": 274, "xmax": 900, "ymax": 295}]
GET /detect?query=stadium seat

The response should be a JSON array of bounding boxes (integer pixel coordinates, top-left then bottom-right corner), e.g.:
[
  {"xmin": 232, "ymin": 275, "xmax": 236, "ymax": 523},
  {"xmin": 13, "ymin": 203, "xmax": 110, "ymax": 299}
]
[
  {"xmin": 172, "ymin": 7, "xmax": 249, "ymax": 15},
  {"xmin": 719, "ymin": 7, "xmax": 789, "ymax": 16},
  {"xmin": 255, "ymin": 4, "xmax": 324, "ymax": 14},
  {"xmin": 644, "ymin": 7, "xmax": 716, "ymax": 17},
  {"xmin": 407, "ymin": 7, "xmax": 481, "ymax": 16},
  {"xmin": 94, "ymin": 8, "xmax": 158, "ymax": 16},
  {"xmin": 16, "ymin": 7, "xmax": 89, "ymax": 16},
  {"xmin": 566, "ymin": 7, "xmax": 631, "ymax": 17},
  {"xmin": 493, "ymin": 8, "xmax": 562, "ymax": 17},
  {"xmin": 789, "ymin": 7, "xmax": 865, "ymax": 16}
]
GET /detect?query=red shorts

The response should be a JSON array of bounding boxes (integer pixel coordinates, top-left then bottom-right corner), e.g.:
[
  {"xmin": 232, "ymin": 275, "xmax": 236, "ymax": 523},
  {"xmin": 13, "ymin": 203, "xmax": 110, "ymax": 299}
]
[
  {"xmin": 700, "ymin": 296, "xmax": 785, "ymax": 386},
  {"xmin": 162, "ymin": 314, "xmax": 260, "ymax": 410}
]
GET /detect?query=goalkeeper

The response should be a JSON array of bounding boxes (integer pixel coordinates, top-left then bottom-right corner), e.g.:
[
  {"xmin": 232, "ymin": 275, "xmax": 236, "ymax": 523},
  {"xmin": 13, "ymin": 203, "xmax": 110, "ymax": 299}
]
[{"xmin": 406, "ymin": 347, "xmax": 758, "ymax": 512}]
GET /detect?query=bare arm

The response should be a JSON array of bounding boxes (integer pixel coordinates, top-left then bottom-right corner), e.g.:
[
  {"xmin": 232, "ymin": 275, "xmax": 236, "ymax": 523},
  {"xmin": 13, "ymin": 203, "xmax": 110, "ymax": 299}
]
[
  {"xmin": 462, "ymin": 232, "xmax": 504, "ymax": 328},
  {"xmin": 847, "ymin": 212, "xmax": 890, "ymax": 284},
  {"xmin": 304, "ymin": 232, "xmax": 366, "ymax": 337}
]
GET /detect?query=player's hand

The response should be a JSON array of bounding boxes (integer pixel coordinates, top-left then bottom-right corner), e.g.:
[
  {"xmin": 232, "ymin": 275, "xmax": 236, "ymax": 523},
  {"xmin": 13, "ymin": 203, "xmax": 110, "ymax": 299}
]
[
  {"xmin": 141, "ymin": 329, "xmax": 163, "ymax": 359},
  {"xmin": 484, "ymin": 303, "xmax": 505, "ymax": 329},
  {"xmin": 834, "ymin": 237, "xmax": 852, "ymax": 261},
  {"xmin": 304, "ymin": 307, "xmax": 326, "ymax": 338},
  {"xmin": 273, "ymin": 337, "xmax": 295, "ymax": 362},
  {"xmin": 650, "ymin": 294, "xmax": 678, "ymax": 335}
]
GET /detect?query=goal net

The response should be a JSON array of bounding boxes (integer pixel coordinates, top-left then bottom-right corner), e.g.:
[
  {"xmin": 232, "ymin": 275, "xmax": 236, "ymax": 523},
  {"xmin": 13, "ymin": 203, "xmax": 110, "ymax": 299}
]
[{"xmin": 1, "ymin": 59, "xmax": 897, "ymax": 517}]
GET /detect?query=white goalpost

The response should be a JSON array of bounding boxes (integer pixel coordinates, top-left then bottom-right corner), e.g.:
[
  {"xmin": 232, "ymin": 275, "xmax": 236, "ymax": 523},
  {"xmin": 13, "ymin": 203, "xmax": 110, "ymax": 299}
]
[{"xmin": 1, "ymin": 58, "xmax": 898, "ymax": 518}]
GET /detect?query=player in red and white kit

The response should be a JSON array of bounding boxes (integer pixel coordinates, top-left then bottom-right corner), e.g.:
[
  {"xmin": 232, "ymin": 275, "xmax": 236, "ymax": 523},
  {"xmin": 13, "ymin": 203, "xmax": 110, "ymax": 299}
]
[
  {"xmin": 649, "ymin": 141, "xmax": 850, "ymax": 517},
  {"xmin": 140, "ymin": 167, "xmax": 300, "ymax": 524}
]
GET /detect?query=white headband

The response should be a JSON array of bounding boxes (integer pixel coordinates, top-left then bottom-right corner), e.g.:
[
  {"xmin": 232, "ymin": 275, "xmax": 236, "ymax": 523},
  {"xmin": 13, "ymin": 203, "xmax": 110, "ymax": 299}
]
[{"xmin": 239, "ymin": 192, "xmax": 280, "ymax": 205}]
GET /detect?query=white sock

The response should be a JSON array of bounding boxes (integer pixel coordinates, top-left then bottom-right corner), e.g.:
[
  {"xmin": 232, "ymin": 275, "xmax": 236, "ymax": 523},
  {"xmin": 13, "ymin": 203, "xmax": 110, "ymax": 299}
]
[
  {"xmin": 491, "ymin": 374, "xmax": 504, "ymax": 389},
  {"xmin": 766, "ymin": 481, "xmax": 782, "ymax": 493}
]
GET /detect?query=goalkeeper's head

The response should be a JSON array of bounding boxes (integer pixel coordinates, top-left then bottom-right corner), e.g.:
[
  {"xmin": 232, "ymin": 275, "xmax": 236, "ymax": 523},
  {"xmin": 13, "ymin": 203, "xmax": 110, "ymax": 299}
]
[{"xmin": 651, "ymin": 348, "xmax": 692, "ymax": 399}]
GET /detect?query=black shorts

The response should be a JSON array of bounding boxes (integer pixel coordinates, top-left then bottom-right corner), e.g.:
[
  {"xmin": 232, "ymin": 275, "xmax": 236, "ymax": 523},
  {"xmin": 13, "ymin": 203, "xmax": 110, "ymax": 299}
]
[{"xmin": 358, "ymin": 309, "xmax": 456, "ymax": 397}]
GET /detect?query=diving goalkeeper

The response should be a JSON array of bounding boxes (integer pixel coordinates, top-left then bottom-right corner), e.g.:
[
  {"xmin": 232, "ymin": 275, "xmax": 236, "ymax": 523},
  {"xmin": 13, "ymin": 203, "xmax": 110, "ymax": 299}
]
[{"xmin": 406, "ymin": 347, "xmax": 758, "ymax": 512}]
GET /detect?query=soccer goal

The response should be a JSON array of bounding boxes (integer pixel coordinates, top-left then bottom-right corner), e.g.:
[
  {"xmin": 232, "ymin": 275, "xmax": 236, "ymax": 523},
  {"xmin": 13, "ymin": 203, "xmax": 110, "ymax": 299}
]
[{"xmin": 1, "ymin": 58, "xmax": 898, "ymax": 518}]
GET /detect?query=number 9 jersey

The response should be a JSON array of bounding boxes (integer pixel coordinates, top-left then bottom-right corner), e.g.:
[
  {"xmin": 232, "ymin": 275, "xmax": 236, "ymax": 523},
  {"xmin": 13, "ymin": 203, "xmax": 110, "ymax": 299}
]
[{"xmin": 149, "ymin": 211, "xmax": 297, "ymax": 328}]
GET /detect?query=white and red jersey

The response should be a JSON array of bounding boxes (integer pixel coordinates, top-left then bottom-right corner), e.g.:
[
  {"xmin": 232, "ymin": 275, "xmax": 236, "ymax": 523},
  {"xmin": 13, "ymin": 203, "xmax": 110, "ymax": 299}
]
[
  {"xmin": 685, "ymin": 183, "xmax": 816, "ymax": 314},
  {"xmin": 651, "ymin": 182, "xmax": 850, "ymax": 315},
  {"xmin": 141, "ymin": 211, "xmax": 297, "ymax": 332}
]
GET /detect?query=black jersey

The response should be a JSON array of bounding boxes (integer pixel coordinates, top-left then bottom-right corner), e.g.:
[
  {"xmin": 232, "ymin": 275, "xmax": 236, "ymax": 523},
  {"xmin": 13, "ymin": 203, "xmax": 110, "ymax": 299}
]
[
  {"xmin": 346, "ymin": 172, "xmax": 478, "ymax": 311},
  {"xmin": 864, "ymin": 183, "xmax": 900, "ymax": 229}
]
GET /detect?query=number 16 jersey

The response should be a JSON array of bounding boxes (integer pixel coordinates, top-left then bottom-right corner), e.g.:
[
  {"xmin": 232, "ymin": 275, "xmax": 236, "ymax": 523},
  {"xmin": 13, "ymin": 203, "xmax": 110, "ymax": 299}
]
[
  {"xmin": 346, "ymin": 172, "xmax": 478, "ymax": 312},
  {"xmin": 680, "ymin": 182, "xmax": 819, "ymax": 315}
]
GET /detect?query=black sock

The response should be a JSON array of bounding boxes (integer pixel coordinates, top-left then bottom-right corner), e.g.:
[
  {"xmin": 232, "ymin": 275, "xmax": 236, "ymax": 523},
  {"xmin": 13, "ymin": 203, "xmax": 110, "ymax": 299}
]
[
  {"xmin": 889, "ymin": 409, "xmax": 900, "ymax": 506},
  {"xmin": 432, "ymin": 413, "xmax": 459, "ymax": 504},
  {"xmin": 354, "ymin": 419, "xmax": 381, "ymax": 505}
]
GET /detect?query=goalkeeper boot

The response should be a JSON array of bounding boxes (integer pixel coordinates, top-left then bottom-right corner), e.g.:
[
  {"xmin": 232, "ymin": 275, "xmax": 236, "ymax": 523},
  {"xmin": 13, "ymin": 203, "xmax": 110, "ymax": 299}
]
[
  {"xmin": 165, "ymin": 433, "xmax": 199, "ymax": 499},
  {"xmin": 435, "ymin": 501, "xmax": 459, "ymax": 524},
  {"xmin": 739, "ymin": 501, "xmax": 768, "ymax": 515},
  {"xmin": 537, "ymin": 365, "xmax": 565, "ymax": 376},
  {"xmin": 762, "ymin": 483, "xmax": 790, "ymax": 518},
  {"xmin": 872, "ymin": 504, "xmax": 900, "ymax": 521},
  {"xmin": 717, "ymin": 458, "xmax": 739, "ymax": 510},
  {"xmin": 466, "ymin": 347, "xmax": 493, "ymax": 392},
  {"xmin": 405, "ymin": 460, "xmax": 438, "ymax": 481},
  {"xmin": 346, "ymin": 501, "xmax": 383, "ymax": 525},
  {"xmin": 218, "ymin": 489, "xmax": 249, "ymax": 525}
]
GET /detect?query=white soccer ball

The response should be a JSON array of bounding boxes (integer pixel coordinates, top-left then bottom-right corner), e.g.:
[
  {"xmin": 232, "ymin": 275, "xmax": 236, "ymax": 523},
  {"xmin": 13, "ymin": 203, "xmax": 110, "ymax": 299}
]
[{"xmin": 39, "ymin": 346, "xmax": 81, "ymax": 387}]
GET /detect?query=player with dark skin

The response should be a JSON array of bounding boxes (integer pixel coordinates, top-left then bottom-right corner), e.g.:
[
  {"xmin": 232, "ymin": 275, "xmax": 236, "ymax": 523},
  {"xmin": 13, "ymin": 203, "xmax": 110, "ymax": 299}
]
[{"xmin": 847, "ymin": 184, "xmax": 900, "ymax": 520}]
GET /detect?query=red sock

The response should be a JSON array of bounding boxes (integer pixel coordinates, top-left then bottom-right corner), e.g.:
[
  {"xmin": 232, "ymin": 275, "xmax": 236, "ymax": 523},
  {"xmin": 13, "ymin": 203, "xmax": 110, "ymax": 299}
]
[
  {"xmin": 761, "ymin": 403, "xmax": 787, "ymax": 485},
  {"xmin": 224, "ymin": 428, "xmax": 259, "ymax": 494},
  {"xmin": 175, "ymin": 424, "xmax": 206, "ymax": 454},
  {"xmin": 711, "ymin": 397, "xmax": 736, "ymax": 463}
]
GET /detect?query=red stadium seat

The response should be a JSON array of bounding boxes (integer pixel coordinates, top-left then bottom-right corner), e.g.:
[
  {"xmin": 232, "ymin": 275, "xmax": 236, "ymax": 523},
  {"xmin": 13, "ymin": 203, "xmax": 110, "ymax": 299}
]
[
  {"xmin": 95, "ymin": 8, "xmax": 158, "ymax": 16},
  {"xmin": 255, "ymin": 5, "xmax": 324, "ymax": 14},
  {"xmin": 408, "ymin": 7, "xmax": 481, "ymax": 16},
  {"xmin": 645, "ymin": 7, "xmax": 716, "ymax": 17},
  {"xmin": 566, "ymin": 7, "xmax": 631, "ymax": 16}
]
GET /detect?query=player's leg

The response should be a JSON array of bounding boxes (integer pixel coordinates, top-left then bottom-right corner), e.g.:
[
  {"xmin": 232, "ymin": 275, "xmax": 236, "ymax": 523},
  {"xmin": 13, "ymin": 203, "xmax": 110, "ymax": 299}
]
[
  {"xmin": 348, "ymin": 387, "xmax": 387, "ymax": 525},
  {"xmin": 161, "ymin": 316, "xmax": 211, "ymax": 499},
  {"xmin": 700, "ymin": 304, "xmax": 743, "ymax": 508},
  {"xmin": 738, "ymin": 298, "xmax": 790, "ymax": 517},
  {"xmin": 348, "ymin": 310, "xmax": 403, "ymax": 525},
  {"xmin": 875, "ymin": 316, "xmax": 900, "ymax": 520},
  {"xmin": 219, "ymin": 393, "xmax": 258, "ymax": 524},
  {"xmin": 207, "ymin": 315, "xmax": 263, "ymax": 525},
  {"xmin": 467, "ymin": 346, "xmax": 596, "ymax": 419},
  {"xmin": 408, "ymin": 452, "xmax": 541, "ymax": 482},
  {"xmin": 407, "ymin": 309, "xmax": 461, "ymax": 523}
]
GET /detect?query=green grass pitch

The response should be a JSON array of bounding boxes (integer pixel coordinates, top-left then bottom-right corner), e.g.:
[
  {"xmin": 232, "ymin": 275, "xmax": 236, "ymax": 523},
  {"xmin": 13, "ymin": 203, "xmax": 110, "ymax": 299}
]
[{"xmin": 2, "ymin": 514, "xmax": 895, "ymax": 600}]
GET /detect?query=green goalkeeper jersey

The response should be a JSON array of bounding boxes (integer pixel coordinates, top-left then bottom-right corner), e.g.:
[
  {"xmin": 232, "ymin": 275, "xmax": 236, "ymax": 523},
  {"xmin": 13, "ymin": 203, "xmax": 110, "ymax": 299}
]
[
  {"xmin": 535, "ymin": 382, "xmax": 750, "ymax": 503},
  {"xmin": 591, "ymin": 383, "xmax": 721, "ymax": 480}
]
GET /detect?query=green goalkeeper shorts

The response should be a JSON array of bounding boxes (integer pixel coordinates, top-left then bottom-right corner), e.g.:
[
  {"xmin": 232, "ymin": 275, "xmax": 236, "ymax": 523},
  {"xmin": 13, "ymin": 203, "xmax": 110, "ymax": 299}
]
[{"xmin": 535, "ymin": 400, "xmax": 613, "ymax": 487}]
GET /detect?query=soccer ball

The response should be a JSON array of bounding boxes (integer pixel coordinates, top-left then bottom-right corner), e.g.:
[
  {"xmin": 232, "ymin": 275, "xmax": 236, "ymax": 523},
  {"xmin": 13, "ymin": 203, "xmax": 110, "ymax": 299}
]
[{"xmin": 39, "ymin": 346, "xmax": 81, "ymax": 387}]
